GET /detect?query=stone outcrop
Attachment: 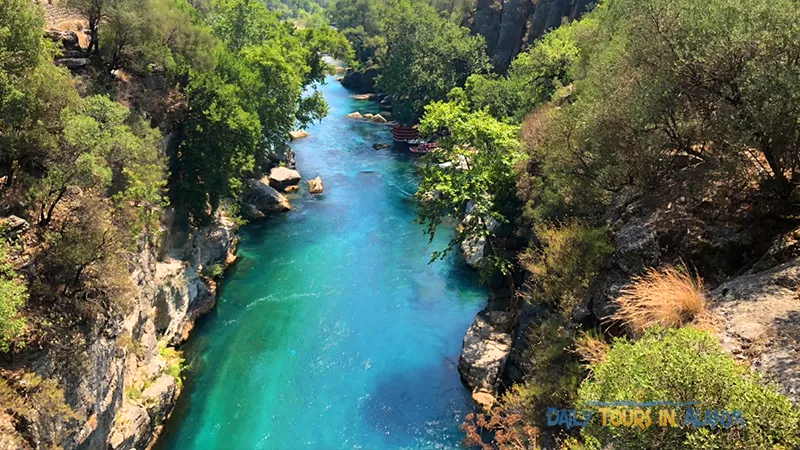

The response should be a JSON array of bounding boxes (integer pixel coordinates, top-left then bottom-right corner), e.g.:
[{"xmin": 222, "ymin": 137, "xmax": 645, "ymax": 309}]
[
  {"xmin": 265, "ymin": 143, "xmax": 296, "ymax": 169},
  {"xmin": 307, "ymin": 177, "xmax": 324, "ymax": 194},
  {"xmin": 268, "ymin": 167, "xmax": 302, "ymax": 192},
  {"xmin": 471, "ymin": 0, "xmax": 593, "ymax": 70},
  {"xmin": 241, "ymin": 177, "xmax": 292, "ymax": 219},
  {"xmin": 340, "ymin": 66, "xmax": 378, "ymax": 92},
  {"xmin": 711, "ymin": 259, "xmax": 800, "ymax": 404},
  {"xmin": 458, "ymin": 309, "xmax": 514, "ymax": 394}
]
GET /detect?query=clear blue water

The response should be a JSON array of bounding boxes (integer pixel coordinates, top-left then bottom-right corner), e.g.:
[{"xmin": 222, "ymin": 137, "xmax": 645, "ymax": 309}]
[{"xmin": 155, "ymin": 77, "xmax": 486, "ymax": 450}]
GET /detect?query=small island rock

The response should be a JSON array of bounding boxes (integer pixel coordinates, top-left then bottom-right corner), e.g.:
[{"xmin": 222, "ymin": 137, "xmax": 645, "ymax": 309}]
[{"xmin": 308, "ymin": 177, "xmax": 324, "ymax": 194}]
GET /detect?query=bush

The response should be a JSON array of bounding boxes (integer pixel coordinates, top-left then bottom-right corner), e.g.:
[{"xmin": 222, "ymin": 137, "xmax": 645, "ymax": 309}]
[
  {"xmin": 0, "ymin": 237, "xmax": 27, "ymax": 352},
  {"xmin": 578, "ymin": 327, "xmax": 800, "ymax": 450},
  {"xmin": 610, "ymin": 265, "xmax": 709, "ymax": 336},
  {"xmin": 520, "ymin": 222, "xmax": 612, "ymax": 316}
]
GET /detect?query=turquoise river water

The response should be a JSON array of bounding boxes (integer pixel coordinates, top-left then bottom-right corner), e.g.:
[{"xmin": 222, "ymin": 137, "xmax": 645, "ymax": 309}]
[{"xmin": 155, "ymin": 77, "xmax": 486, "ymax": 449}]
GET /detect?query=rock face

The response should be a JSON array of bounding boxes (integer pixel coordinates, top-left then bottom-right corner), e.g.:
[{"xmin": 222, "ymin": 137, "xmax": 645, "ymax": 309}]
[
  {"xmin": 340, "ymin": 66, "xmax": 378, "ymax": 92},
  {"xmin": 471, "ymin": 0, "xmax": 593, "ymax": 70},
  {"xmin": 581, "ymin": 167, "xmax": 788, "ymax": 324},
  {"xmin": 458, "ymin": 309, "xmax": 514, "ymax": 394},
  {"xmin": 268, "ymin": 167, "xmax": 302, "ymax": 191},
  {"xmin": 265, "ymin": 143, "xmax": 296, "ymax": 169},
  {"xmin": 241, "ymin": 177, "xmax": 291, "ymax": 218},
  {"xmin": 17, "ymin": 216, "xmax": 238, "ymax": 449},
  {"xmin": 711, "ymin": 259, "xmax": 800, "ymax": 404}
]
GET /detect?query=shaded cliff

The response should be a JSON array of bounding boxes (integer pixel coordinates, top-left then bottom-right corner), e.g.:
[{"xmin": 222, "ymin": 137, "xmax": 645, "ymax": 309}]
[{"xmin": 471, "ymin": 0, "xmax": 593, "ymax": 70}]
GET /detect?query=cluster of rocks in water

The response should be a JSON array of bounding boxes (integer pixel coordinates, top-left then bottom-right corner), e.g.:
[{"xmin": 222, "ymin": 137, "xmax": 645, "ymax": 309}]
[{"xmin": 347, "ymin": 111, "xmax": 388, "ymax": 123}]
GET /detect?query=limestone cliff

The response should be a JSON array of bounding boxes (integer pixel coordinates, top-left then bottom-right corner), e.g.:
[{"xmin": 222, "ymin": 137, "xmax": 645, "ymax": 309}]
[
  {"xmin": 470, "ymin": 0, "xmax": 592, "ymax": 70},
  {"xmin": 6, "ymin": 216, "xmax": 238, "ymax": 450}
]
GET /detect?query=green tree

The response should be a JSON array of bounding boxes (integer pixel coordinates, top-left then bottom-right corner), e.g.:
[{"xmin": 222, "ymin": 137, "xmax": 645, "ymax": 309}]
[
  {"xmin": 416, "ymin": 94, "xmax": 521, "ymax": 277},
  {"xmin": 378, "ymin": 0, "xmax": 489, "ymax": 124},
  {"xmin": 465, "ymin": 22, "xmax": 582, "ymax": 123}
]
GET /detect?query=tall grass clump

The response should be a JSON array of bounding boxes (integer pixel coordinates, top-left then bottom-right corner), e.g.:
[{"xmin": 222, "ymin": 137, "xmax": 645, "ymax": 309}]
[{"xmin": 610, "ymin": 265, "xmax": 707, "ymax": 336}]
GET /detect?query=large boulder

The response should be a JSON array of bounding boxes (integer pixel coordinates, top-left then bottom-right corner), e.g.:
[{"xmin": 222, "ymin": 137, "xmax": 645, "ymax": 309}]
[
  {"xmin": 1, "ymin": 215, "xmax": 30, "ymax": 239},
  {"xmin": 268, "ymin": 167, "xmax": 302, "ymax": 191},
  {"xmin": 141, "ymin": 376, "xmax": 178, "ymax": 424},
  {"xmin": 458, "ymin": 309, "xmax": 513, "ymax": 393},
  {"xmin": 340, "ymin": 66, "xmax": 379, "ymax": 92},
  {"xmin": 711, "ymin": 258, "xmax": 800, "ymax": 404},
  {"xmin": 241, "ymin": 178, "xmax": 291, "ymax": 216}
]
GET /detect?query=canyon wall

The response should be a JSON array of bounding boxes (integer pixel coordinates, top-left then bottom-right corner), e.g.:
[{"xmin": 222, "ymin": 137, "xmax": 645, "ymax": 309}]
[{"xmin": 471, "ymin": 0, "xmax": 593, "ymax": 70}]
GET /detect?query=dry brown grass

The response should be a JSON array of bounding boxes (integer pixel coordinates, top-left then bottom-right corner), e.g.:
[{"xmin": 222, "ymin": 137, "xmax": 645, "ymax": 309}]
[
  {"xmin": 574, "ymin": 330, "xmax": 610, "ymax": 368},
  {"xmin": 609, "ymin": 264, "xmax": 708, "ymax": 336}
]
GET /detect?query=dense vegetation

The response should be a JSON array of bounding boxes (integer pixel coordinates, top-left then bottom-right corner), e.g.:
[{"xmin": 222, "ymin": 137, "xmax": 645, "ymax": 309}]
[
  {"xmin": 0, "ymin": 0, "xmax": 348, "ymax": 441},
  {"xmin": 336, "ymin": 0, "xmax": 800, "ymax": 448}
]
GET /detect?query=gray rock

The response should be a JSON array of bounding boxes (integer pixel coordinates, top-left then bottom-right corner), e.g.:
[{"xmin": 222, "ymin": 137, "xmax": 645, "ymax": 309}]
[
  {"xmin": 458, "ymin": 309, "xmax": 513, "ymax": 393},
  {"xmin": 56, "ymin": 57, "xmax": 91, "ymax": 70},
  {"xmin": 242, "ymin": 178, "xmax": 291, "ymax": 214},
  {"xmin": 265, "ymin": 143, "xmax": 296, "ymax": 169},
  {"xmin": 2, "ymin": 215, "xmax": 29, "ymax": 238},
  {"xmin": 141, "ymin": 376, "xmax": 177, "ymax": 423},
  {"xmin": 711, "ymin": 258, "xmax": 800, "ymax": 404}
]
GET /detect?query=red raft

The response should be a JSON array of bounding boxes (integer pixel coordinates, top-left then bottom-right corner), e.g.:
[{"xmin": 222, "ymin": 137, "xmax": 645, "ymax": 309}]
[
  {"xmin": 391, "ymin": 125, "xmax": 420, "ymax": 143},
  {"xmin": 410, "ymin": 142, "xmax": 437, "ymax": 154}
]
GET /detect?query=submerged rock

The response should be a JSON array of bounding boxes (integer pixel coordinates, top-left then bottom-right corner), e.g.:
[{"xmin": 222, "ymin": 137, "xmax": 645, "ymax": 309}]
[
  {"xmin": 308, "ymin": 176, "xmax": 324, "ymax": 194},
  {"xmin": 372, "ymin": 142, "xmax": 391, "ymax": 150},
  {"xmin": 269, "ymin": 167, "xmax": 302, "ymax": 191}
]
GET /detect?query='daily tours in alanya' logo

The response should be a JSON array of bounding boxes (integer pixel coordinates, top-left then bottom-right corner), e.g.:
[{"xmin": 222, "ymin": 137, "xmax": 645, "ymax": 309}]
[{"xmin": 546, "ymin": 401, "xmax": 747, "ymax": 431}]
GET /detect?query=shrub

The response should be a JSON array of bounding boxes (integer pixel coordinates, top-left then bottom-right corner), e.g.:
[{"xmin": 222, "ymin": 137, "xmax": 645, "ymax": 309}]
[
  {"xmin": 0, "ymin": 238, "xmax": 27, "ymax": 352},
  {"xmin": 520, "ymin": 222, "xmax": 612, "ymax": 316},
  {"xmin": 159, "ymin": 343, "xmax": 185, "ymax": 387},
  {"xmin": 578, "ymin": 327, "xmax": 800, "ymax": 450},
  {"xmin": 610, "ymin": 265, "xmax": 708, "ymax": 336},
  {"xmin": 464, "ymin": 319, "xmax": 584, "ymax": 449}
]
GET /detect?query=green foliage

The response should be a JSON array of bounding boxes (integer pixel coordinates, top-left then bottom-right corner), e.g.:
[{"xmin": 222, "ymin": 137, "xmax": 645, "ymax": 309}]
[
  {"xmin": 465, "ymin": 23, "xmax": 581, "ymax": 123},
  {"xmin": 514, "ymin": 320, "xmax": 584, "ymax": 421},
  {"xmin": 378, "ymin": 0, "xmax": 489, "ymax": 124},
  {"xmin": 416, "ymin": 96, "xmax": 521, "ymax": 277},
  {"xmin": 30, "ymin": 95, "xmax": 166, "ymax": 230},
  {"xmin": 0, "ymin": 238, "xmax": 27, "ymax": 352},
  {"xmin": 178, "ymin": 0, "xmax": 347, "ymax": 221},
  {"xmin": 202, "ymin": 263, "xmax": 225, "ymax": 279},
  {"xmin": 159, "ymin": 343, "xmax": 185, "ymax": 387},
  {"xmin": 520, "ymin": 0, "xmax": 800, "ymax": 223},
  {"xmin": 0, "ymin": 373, "xmax": 76, "ymax": 444},
  {"xmin": 578, "ymin": 327, "xmax": 800, "ymax": 450},
  {"xmin": 520, "ymin": 222, "xmax": 612, "ymax": 315}
]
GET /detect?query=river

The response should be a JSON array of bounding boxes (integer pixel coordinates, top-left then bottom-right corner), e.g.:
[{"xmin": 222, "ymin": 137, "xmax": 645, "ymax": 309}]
[{"xmin": 154, "ymin": 76, "xmax": 486, "ymax": 449}]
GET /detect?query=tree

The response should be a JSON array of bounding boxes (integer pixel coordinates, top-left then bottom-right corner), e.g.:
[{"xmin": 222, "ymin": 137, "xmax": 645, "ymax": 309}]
[
  {"xmin": 415, "ymin": 93, "xmax": 521, "ymax": 277},
  {"xmin": 378, "ymin": 0, "xmax": 490, "ymax": 124},
  {"xmin": 31, "ymin": 96, "xmax": 165, "ymax": 229},
  {"xmin": 64, "ymin": 0, "xmax": 106, "ymax": 54},
  {"xmin": 177, "ymin": 0, "xmax": 347, "ymax": 220},
  {"xmin": 465, "ymin": 22, "xmax": 581, "ymax": 123}
]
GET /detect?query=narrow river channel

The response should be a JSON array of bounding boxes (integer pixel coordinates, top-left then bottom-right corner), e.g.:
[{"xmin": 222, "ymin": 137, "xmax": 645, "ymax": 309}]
[{"xmin": 155, "ymin": 76, "xmax": 486, "ymax": 449}]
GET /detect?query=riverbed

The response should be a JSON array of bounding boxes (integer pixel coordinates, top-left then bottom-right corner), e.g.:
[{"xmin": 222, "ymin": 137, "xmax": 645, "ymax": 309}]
[{"xmin": 154, "ymin": 77, "xmax": 486, "ymax": 449}]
